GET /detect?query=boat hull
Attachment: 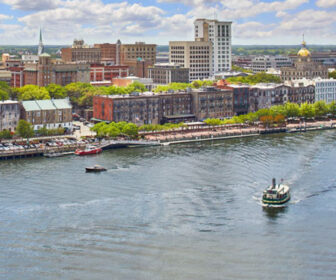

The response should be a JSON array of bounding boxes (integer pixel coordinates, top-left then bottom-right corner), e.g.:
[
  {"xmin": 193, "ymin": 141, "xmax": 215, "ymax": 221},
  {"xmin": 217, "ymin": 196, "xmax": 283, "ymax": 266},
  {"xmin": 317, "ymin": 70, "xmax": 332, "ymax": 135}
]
[
  {"xmin": 262, "ymin": 194, "xmax": 290, "ymax": 205},
  {"xmin": 85, "ymin": 168, "xmax": 106, "ymax": 172},
  {"xmin": 75, "ymin": 148, "xmax": 102, "ymax": 156}
]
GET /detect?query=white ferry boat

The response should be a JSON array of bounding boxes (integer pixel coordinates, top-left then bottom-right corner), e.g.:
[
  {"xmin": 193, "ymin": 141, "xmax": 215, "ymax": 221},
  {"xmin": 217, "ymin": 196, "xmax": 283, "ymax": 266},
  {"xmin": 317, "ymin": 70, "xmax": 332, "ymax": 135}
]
[{"xmin": 262, "ymin": 178, "xmax": 290, "ymax": 206}]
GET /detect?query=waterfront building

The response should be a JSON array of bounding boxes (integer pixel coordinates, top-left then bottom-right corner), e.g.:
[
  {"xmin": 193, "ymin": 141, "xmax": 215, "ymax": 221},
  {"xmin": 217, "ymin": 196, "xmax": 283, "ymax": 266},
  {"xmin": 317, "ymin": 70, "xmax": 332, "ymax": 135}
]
[
  {"xmin": 21, "ymin": 99, "xmax": 72, "ymax": 131},
  {"xmin": 0, "ymin": 100, "xmax": 20, "ymax": 132},
  {"xmin": 148, "ymin": 63, "xmax": 189, "ymax": 84},
  {"xmin": 315, "ymin": 78, "xmax": 336, "ymax": 103},
  {"xmin": 61, "ymin": 39, "xmax": 101, "ymax": 63},
  {"xmin": 93, "ymin": 87, "xmax": 233, "ymax": 125},
  {"xmin": 194, "ymin": 18, "xmax": 232, "ymax": 73},
  {"xmin": 281, "ymin": 40, "xmax": 328, "ymax": 82},
  {"xmin": 169, "ymin": 41, "xmax": 212, "ymax": 81},
  {"xmin": 217, "ymin": 80, "xmax": 250, "ymax": 115},
  {"xmin": 249, "ymin": 83, "xmax": 291, "ymax": 112},
  {"xmin": 251, "ymin": 55, "xmax": 292, "ymax": 72}
]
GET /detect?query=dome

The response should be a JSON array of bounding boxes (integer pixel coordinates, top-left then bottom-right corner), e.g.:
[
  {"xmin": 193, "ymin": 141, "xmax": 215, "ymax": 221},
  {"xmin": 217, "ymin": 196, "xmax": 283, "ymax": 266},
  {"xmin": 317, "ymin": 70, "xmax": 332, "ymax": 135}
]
[
  {"xmin": 297, "ymin": 40, "xmax": 311, "ymax": 57},
  {"xmin": 297, "ymin": 48, "xmax": 311, "ymax": 57}
]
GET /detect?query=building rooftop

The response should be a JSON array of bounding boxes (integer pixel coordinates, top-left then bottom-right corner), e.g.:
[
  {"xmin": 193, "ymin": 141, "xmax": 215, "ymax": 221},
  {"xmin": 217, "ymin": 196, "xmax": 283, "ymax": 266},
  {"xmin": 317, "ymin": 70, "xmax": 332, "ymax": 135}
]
[
  {"xmin": 22, "ymin": 99, "xmax": 72, "ymax": 111},
  {"xmin": 21, "ymin": 100, "xmax": 41, "ymax": 111},
  {"xmin": 52, "ymin": 99, "xmax": 72, "ymax": 110},
  {"xmin": 0, "ymin": 100, "xmax": 19, "ymax": 105}
]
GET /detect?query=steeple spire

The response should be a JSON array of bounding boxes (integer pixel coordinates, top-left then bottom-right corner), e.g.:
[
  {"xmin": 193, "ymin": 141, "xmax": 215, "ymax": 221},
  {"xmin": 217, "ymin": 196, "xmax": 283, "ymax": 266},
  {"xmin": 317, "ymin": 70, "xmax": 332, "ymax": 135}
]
[{"xmin": 38, "ymin": 28, "xmax": 44, "ymax": 56}]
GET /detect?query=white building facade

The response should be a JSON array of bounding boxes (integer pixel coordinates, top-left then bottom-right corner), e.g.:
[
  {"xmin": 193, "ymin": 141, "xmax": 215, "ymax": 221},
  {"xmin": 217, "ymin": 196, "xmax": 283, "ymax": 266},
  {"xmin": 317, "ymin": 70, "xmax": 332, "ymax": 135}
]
[
  {"xmin": 315, "ymin": 78, "xmax": 336, "ymax": 103},
  {"xmin": 169, "ymin": 41, "xmax": 212, "ymax": 81},
  {"xmin": 194, "ymin": 19, "xmax": 232, "ymax": 74}
]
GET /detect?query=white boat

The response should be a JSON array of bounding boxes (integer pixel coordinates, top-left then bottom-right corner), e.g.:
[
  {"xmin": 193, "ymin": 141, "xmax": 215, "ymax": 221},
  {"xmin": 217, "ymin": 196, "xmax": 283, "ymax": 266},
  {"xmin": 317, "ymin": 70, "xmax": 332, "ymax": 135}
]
[{"xmin": 262, "ymin": 178, "xmax": 290, "ymax": 206}]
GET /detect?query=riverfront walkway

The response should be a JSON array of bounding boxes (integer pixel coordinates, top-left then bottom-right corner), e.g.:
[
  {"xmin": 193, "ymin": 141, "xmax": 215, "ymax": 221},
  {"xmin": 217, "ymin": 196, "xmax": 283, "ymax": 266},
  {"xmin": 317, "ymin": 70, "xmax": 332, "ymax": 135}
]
[{"xmin": 143, "ymin": 120, "xmax": 336, "ymax": 145}]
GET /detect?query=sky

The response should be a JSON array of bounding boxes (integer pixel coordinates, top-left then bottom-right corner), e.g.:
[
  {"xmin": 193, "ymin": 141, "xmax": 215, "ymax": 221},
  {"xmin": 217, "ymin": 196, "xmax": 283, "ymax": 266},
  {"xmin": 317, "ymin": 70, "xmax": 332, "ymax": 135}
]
[{"xmin": 0, "ymin": 0, "xmax": 335, "ymax": 46}]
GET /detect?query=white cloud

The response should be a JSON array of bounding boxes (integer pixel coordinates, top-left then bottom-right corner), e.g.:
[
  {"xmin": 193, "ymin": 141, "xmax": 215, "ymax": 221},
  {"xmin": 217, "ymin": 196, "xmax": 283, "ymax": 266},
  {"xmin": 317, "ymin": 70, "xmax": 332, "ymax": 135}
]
[
  {"xmin": 0, "ymin": 0, "xmax": 61, "ymax": 11},
  {"xmin": 316, "ymin": 0, "xmax": 336, "ymax": 8},
  {"xmin": 0, "ymin": 14, "xmax": 12, "ymax": 21}
]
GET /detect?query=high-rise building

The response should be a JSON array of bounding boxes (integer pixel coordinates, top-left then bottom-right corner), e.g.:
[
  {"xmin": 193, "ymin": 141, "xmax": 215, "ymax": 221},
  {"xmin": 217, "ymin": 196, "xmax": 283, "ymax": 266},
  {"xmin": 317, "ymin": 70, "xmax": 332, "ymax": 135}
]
[
  {"xmin": 169, "ymin": 41, "xmax": 212, "ymax": 81},
  {"xmin": 38, "ymin": 29, "xmax": 44, "ymax": 56},
  {"xmin": 194, "ymin": 19, "xmax": 232, "ymax": 73}
]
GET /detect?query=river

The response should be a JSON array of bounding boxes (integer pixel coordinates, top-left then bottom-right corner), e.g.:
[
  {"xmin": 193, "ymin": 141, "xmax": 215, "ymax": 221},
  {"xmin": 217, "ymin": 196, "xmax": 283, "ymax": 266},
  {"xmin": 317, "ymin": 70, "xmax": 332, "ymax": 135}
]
[{"xmin": 1, "ymin": 131, "xmax": 336, "ymax": 279}]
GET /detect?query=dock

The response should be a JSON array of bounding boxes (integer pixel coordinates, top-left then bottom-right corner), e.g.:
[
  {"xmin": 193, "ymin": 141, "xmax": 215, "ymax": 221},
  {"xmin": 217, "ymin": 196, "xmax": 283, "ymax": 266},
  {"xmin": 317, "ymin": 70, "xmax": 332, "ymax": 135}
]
[{"xmin": 0, "ymin": 144, "xmax": 85, "ymax": 160}]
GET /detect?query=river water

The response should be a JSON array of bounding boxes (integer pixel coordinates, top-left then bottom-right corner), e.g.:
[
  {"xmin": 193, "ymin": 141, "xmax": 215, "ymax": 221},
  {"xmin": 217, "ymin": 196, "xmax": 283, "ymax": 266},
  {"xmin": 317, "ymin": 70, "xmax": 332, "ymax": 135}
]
[{"xmin": 1, "ymin": 131, "xmax": 336, "ymax": 279}]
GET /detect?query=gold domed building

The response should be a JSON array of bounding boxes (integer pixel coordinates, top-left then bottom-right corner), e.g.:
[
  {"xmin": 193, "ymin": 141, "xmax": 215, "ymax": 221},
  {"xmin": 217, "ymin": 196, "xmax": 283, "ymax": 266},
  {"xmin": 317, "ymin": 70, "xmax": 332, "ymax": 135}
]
[{"xmin": 281, "ymin": 39, "xmax": 328, "ymax": 82}]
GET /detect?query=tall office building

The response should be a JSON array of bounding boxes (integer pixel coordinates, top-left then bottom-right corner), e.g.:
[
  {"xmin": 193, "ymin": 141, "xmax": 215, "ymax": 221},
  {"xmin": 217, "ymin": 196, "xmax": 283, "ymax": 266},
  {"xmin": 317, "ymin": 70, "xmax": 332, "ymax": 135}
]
[
  {"xmin": 194, "ymin": 19, "xmax": 232, "ymax": 74},
  {"xmin": 169, "ymin": 41, "xmax": 212, "ymax": 81}
]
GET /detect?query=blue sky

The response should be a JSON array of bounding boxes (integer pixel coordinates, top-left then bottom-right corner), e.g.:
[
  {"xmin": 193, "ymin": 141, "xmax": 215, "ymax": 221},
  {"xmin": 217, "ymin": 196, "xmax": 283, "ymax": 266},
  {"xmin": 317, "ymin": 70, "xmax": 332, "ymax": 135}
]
[{"xmin": 0, "ymin": 0, "xmax": 335, "ymax": 45}]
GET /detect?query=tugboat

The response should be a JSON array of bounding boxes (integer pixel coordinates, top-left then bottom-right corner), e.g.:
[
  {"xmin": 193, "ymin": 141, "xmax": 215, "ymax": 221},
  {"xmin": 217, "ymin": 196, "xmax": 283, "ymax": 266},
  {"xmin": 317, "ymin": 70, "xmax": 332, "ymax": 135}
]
[
  {"xmin": 75, "ymin": 145, "xmax": 102, "ymax": 156},
  {"xmin": 262, "ymin": 178, "xmax": 290, "ymax": 206},
  {"xmin": 85, "ymin": 165, "xmax": 107, "ymax": 172}
]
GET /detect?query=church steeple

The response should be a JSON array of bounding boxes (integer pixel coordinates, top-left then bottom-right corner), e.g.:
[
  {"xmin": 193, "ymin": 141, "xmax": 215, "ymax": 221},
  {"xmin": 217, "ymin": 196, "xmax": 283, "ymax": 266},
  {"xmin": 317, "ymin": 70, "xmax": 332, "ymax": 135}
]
[{"xmin": 38, "ymin": 28, "xmax": 44, "ymax": 56}]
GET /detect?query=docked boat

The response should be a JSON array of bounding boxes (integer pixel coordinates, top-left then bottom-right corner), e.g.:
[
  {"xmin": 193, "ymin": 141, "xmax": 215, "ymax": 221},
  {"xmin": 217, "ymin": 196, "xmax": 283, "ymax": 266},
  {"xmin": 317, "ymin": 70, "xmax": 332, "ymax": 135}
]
[
  {"xmin": 85, "ymin": 165, "xmax": 107, "ymax": 172},
  {"xmin": 262, "ymin": 178, "xmax": 290, "ymax": 206},
  {"xmin": 75, "ymin": 145, "xmax": 102, "ymax": 156}
]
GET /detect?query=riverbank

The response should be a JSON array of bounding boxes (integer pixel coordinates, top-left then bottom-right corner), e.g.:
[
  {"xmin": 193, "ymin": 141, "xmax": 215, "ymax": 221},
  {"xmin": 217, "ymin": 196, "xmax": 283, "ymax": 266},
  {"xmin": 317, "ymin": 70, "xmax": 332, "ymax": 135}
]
[
  {"xmin": 144, "ymin": 120, "xmax": 336, "ymax": 145},
  {"xmin": 1, "ymin": 120, "xmax": 335, "ymax": 160}
]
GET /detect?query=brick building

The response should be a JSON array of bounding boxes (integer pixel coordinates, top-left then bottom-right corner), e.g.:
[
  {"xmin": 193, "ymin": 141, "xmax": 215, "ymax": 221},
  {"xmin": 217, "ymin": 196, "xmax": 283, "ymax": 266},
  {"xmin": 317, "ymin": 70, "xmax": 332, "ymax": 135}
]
[
  {"xmin": 23, "ymin": 54, "xmax": 90, "ymax": 87},
  {"xmin": 93, "ymin": 87, "xmax": 233, "ymax": 125},
  {"xmin": 61, "ymin": 39, "xmax": 101, "ymax": 63},
  {"xmin": 21, "ymin": 99, "xmax": 72, "ymax": 131},
  {"xmin": 90, "ymin": 64, "xmax": 129, "ymax": 82},
  {"xmin": 120, "ymin": 42, "xmax": 156, "ymax": 77},
  {"xmin": 94, "ymin": 40, "xmax": 121, "ymax": 65}
]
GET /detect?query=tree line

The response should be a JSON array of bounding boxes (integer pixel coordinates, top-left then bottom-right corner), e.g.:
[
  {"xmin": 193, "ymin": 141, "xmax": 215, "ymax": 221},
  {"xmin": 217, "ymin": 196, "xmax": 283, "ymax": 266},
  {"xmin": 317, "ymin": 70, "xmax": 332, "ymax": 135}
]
[{"xmin": 204, "ymin": 101, "xmax": 336, "ymax": 127}]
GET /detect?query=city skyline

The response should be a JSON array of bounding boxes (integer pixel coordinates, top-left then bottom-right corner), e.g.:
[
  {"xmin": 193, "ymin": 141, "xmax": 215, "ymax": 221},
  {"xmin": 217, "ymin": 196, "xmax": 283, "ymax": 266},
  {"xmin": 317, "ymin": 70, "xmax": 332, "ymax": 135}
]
[{"xmin": 0, "ymin": 0, "xmax": 335, "ymax": 46}]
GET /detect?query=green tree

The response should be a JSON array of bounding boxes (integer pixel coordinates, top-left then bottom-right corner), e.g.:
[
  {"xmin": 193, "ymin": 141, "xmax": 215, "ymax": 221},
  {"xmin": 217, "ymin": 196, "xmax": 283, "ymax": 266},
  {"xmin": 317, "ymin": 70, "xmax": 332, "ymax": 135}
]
[
  {"xmin": 125, "ymin": 81, "xmax": 146, "ymax": 94},
  {"xmin": 122, "ymin": 123, "xmax": 138, "ymax": 139},
  {"xmin": 64, "ymin": 82, "xmax": 93, "ymax": 106},
  {"xmin": 313, "ymin": 101, "xmax": 328, "ymax": 118},
  {"xmin": 284, "ymin": 102, "xmax": 300, "ymax": 118},
  {"xmin": 17, "ymin": 85, "xmax": 50, "ymax": 100},
  {"xmin": 16, "ymin": 120, "xmax": 34, "ymax": 138},
  {"xmin": 328, "ymin": 101, "xmax": 336, "ymax": 117},
  {"xmin": 300, "ymin": 102, "xmax": 315, "ymax": 119},
  {"xmin": 106, "ymin": 124, "xmax": 121, "ymax": 138},
  {"xmin": 204, "ymin": 118, "xmax": 222, "ymax": 126},
  {"xmin": 0, "ymin": 129, "xmax": 13, "ymax": 139},
  {"xmin": 0, "ymin": 89, "xmax": 9, "ymax": 101},
  {"xmin": 46, "ymin": 84, "xmax": 66, "ymax": 99}
]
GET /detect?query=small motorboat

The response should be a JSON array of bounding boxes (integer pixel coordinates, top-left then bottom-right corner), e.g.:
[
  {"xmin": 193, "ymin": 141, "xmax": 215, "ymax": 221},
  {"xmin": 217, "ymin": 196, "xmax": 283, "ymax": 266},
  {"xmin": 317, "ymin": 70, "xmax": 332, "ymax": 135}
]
[
  {"xmin": 262, "ymin": 178, "xmax": 290, "ymax": 206},
  {"xmin": 75, "ymin": 145, "xmax": 102, "ymax": 156},
  {"xmin": 85, "ymin": 165, "xmax": 107, "ymax": 172}
]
